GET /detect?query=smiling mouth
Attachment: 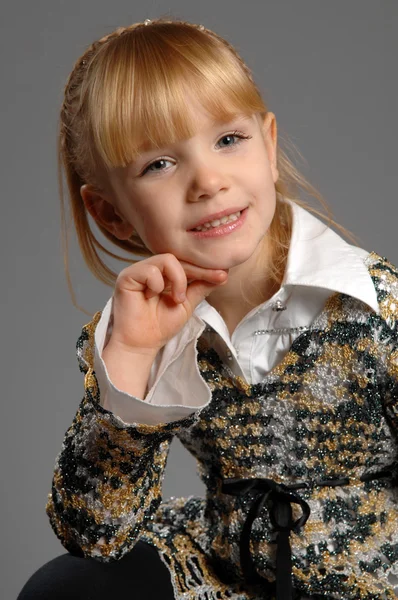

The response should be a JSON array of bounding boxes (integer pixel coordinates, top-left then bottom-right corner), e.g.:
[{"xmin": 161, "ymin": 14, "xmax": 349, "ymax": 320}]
[{"xmin": 191, "ymin": 211, "xmax": 242, "ymax": 232}]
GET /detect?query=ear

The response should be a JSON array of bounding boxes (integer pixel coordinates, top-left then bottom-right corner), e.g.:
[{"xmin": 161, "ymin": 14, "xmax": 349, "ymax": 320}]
[
  {"xmin": 80, "ymin": 184, "xmax": 135, "ymax": 240},
  {"xmin": 261, "ymin": 112, "xmax": 279, "ymax": 184}
]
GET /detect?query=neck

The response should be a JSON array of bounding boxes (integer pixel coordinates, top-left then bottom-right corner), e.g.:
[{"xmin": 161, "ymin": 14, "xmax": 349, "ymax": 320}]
[{"xmin": 206, "ymin": 236, "xmax": 281, "ymax": 335}]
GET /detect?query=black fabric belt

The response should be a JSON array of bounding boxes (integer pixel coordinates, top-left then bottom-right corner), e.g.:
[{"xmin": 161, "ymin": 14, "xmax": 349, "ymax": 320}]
[{"xmin": 221, "ymin": 469, "xmax": 393, "ymax": 600}]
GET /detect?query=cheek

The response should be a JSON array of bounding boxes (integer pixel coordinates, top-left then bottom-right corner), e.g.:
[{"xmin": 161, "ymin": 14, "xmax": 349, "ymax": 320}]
[
  {"xmin": 135, "ymin": 212, "xmax": 173, "ymax": 254},
  {"xmin": 251, "ymin": 170, "xmax": 277, "ymax": 205},
  {"xmin": 243, "ymin": 154, "xmax": 275, "ymax": 188}
]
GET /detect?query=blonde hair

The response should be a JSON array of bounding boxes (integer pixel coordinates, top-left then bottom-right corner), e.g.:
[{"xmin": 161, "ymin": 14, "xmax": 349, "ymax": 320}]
[{"xmin": 59, "ymin": 17, "xmax": 361, "ymax": 315}]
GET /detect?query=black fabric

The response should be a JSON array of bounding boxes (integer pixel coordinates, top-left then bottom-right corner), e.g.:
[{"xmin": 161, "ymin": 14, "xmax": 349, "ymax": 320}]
[{"xmin": 17, "ymin": 540, "xmax": 175, "ymax": 600}]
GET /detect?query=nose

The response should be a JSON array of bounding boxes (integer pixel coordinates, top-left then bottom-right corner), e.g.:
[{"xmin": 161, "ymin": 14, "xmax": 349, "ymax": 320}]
[{"xmin": 186, "ymin": 159, "xmax": 229, "ymax": 202}]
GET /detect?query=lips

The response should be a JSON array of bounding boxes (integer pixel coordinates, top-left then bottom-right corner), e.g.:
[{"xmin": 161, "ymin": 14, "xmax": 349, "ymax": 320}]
[{"xmin": 188, "ymin": 206, "xmax": 246, "ymax": 231}]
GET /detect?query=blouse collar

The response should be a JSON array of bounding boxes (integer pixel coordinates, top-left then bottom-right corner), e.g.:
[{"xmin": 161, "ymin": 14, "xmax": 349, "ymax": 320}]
[{"xmin": 196, "ymin": 198, "xmax": 380, "ymax": 322}]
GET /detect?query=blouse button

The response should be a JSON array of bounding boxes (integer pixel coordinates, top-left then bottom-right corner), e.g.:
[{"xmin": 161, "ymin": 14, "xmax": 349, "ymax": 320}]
[
  {"xmin": 226, "ymin": 350, "xmax": 233, "ymax": 361},
  {"xmin": 272, "ymin": 299, "xmax": 287, "ymax": 312}
]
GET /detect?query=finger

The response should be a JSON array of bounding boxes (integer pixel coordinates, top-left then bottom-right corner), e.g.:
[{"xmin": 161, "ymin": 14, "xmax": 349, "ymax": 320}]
[
  {"xmin": 119, "ymin": 254, "xmax": 227, "ymax": 304},
  {"xmin": 155, "ymin": 257, "xmax": 227, "ymax": 302},
  {"xmin": 146, "ymin": 283, "xmax": 172, "ymax": 300},
  {"xmin": 119, "ymin": 255, "xmax": 188, "ymax": 304},
  {"xmin": 178, "ymin": 260, "xmax": 228, "ymax": 284},
  {"xmin": 150, "ymin": 255, "xmax": 188, "ymax": 303},
  {"xmin": 145, "ymin": 288, "xmax": 161, "ymax": 300},
  {"xmin": 118, "ymin": 263, "xmax": 165, "ymax": 296},
  {"xmin": 142, "ymin": 254, "xmax": 227, "ymax": 288}
]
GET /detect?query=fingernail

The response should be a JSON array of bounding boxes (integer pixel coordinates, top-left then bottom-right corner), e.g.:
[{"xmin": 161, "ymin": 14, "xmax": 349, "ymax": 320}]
[{"xmin": 178, "ymin": 292, "xmax": 186, "ymax": 302}]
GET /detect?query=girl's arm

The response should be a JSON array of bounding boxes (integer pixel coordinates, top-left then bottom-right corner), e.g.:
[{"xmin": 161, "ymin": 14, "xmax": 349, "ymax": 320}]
[
  {"xmin": 45, "ymin": 311, "xmax": 197, "ymax": 561},
  {"xmin": 46, "ymin": 254, "xmax": 226, "ymax": 560}
]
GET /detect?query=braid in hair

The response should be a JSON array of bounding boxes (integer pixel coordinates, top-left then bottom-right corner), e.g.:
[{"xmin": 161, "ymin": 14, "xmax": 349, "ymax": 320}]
[{"xmin": 60, "ymin": 23, "xmax": 142, "ymax": 181}]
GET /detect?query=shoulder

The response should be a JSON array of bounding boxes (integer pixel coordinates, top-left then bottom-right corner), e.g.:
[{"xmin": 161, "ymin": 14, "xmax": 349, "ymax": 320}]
[
  {"xmin": 365, "ymin": 249, "xmax": 398, "ymax": 280},
  {"xmin": 364, "ymin": 250, "xmax": 398, "ymax": 331}
]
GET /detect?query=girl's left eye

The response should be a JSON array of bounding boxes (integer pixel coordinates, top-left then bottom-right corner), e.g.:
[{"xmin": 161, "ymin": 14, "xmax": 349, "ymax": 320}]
[{"xmin": 216, "ymin": 131, "xmax": 252, "ymax": 149}]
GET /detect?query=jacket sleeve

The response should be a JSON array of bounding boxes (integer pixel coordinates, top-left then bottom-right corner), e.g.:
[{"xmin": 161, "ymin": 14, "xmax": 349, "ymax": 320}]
[
  {"xmin": 380, "ymin": 320, "xmax": 398, "ymax": 434},
  {"xmin": 46, "ymin": 311, "xmax": 198, "ymax": 561},
  {"xmin": 371, "ymin": 254, "xmax": 398, "ymax": 436}
]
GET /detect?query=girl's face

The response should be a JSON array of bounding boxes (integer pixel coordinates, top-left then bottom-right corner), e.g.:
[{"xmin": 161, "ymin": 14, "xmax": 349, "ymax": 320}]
[{"xmin": 85, "ymin": 99, "xmax": 279, "ymax": 271}]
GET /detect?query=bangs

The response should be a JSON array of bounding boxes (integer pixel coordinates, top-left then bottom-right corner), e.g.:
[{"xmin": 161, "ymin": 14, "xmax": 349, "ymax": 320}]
[{"xmin": 85, "ymin": 23, "xmax": 265, "ymax": 170}]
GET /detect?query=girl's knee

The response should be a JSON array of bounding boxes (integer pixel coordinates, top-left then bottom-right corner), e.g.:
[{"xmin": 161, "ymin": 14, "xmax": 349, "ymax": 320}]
[
  {"xmin": 17, "ymin": 553, "xmax": 92, "ymax": 599},
  {"xmin": 18, "ymin": 542, "xmax": 175, "ymax": 600}
]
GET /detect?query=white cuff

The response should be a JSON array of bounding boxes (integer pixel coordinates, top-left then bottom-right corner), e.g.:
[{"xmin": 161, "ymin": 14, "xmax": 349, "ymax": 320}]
[{"xmin": 93, "ymin": 298, "xmax": 211, "ymax": 426}]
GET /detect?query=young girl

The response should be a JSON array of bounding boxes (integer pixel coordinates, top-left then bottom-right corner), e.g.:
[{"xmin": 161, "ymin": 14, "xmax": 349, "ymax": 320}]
[{"xmin": 18, "ymin": 17, "xmax": 398, "ymax": 600}]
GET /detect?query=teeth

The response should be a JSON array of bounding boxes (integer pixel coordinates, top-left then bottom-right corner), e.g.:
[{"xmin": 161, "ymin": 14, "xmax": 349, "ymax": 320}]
[{"xmin": 193, "ymin": 211, "xmax": 241, "ymax": 232}]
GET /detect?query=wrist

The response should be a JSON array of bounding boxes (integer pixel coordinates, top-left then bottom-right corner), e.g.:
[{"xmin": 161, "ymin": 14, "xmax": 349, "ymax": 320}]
[
  {"xmin": 103, "ymin": 338, "xmax": 160, "ymax": 362},
  {"xmin": 101, "ymin": 342, "xmax": 158, "ymax": 400}
]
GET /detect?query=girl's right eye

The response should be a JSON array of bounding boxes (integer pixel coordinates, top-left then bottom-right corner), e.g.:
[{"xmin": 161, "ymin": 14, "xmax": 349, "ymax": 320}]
[{"xmin": 141, "ymin": 158, "xmax": 172, "ymax": 176}]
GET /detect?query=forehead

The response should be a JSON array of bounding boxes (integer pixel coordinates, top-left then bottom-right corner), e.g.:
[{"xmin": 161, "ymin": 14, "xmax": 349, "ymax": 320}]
[{"xmin": 185, "ymin": 94, "xmax": 254, "ymax": 124}]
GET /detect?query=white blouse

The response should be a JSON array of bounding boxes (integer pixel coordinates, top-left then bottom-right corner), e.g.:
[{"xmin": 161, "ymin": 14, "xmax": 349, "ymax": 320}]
[{"xmin": 93, "ymin": 199, "xmax": 380, "ymax": 426}]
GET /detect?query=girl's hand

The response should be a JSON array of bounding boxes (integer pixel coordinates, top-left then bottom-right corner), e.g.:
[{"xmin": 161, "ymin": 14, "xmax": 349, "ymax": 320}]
[{"xmin": 107, "ymin": 253, "xmax": 228, "ymax": 357}]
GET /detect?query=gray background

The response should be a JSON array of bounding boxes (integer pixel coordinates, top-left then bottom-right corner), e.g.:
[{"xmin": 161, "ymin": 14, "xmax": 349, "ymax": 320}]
[{"xmin": 2, "ymin": 1, "xmax": 396, "ymax": 598}]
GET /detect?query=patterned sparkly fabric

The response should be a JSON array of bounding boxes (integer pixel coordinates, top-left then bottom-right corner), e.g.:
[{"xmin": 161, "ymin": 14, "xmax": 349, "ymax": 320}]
[{"xmin": 47, "ymin": 250, "xmax": 398, "ymax": 600}]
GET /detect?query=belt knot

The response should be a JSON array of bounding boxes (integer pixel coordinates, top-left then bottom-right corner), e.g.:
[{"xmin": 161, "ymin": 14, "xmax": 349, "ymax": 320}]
[
  {"xmin": 221, "ymin": 469, "xmax": 393, "ymax": 599},
  {"xmin": 222, "ymin": 477, "xmax": 310, "ymax": 599}
]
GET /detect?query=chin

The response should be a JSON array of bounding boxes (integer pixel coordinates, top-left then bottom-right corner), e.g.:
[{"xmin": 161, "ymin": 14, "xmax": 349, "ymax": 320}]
[{"xmin": 199, "ymin": 251, "xmax": 258, "ymax": 271}]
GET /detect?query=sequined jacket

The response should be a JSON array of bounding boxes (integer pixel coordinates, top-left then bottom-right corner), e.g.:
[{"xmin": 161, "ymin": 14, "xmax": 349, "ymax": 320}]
[{"xmin": 46, "ymin": 251, "xmax": 398, "ymax": 600}]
